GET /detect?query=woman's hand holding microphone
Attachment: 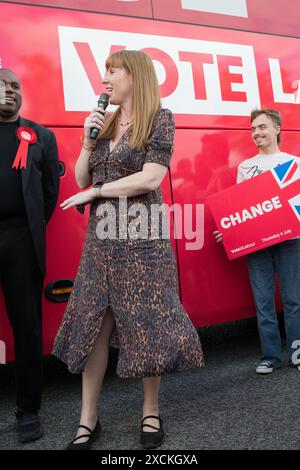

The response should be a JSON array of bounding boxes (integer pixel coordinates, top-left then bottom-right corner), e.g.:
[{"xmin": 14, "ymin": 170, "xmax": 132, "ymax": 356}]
[
  {"xmin": 82, "ymin": 107, "xmax": 106, "ymax": 150},
  {"xmin": 60, "ymin": 108, "xmax": 106, "ymax": 212}
]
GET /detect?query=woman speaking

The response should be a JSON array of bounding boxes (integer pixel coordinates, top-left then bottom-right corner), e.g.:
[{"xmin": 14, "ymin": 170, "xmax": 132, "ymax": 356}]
[{"xmin": 53, "ymin": 50, "xmax": 203, "ymax": 450}]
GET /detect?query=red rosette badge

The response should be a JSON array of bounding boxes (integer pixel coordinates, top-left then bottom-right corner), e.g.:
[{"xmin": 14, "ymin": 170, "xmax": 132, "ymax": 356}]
[{"xmin": 12, "ymin": 127, "xmax": 37, "ymax": 170}]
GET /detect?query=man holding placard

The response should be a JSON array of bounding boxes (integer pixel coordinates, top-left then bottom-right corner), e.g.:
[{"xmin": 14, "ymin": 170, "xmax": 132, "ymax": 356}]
[{"xmin": 214, "ymin": 109, "xmax": 300, "ymax": 374}]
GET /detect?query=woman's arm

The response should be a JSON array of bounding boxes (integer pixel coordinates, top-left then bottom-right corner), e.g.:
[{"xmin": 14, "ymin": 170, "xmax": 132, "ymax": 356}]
[
  {"xmin": 60, "ymin": 163, "xmax": 167, "ymax": 211},
  {"xmin": 61, "ymin": 108, "xmax": 174, "ymax": 210},
  {"xmin": 101, "ymin": 162, "xmax": 168, "ymax": 197},
  {"xmin": 75, "ymin": 107, "xmax": 106, "ymax": 189},
  {"xmin": 75, "ymin": 143, "xmax": 93, "ymax": 189}
]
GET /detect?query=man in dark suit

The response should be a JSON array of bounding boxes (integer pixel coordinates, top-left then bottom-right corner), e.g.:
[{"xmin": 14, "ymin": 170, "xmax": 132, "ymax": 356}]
[{"xmin": 0, "ymin": 68, "xmax": 59, "ymax": 443}]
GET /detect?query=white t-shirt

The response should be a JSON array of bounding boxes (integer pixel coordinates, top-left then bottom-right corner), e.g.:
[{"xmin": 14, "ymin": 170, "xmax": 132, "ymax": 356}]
[
  {"xmin": 237, "ymin": 151, "xmax": 300, "ymax": 241},
  {"xmin": 237, "ymin": 152, "xmax": 300, "ymax": 183}
]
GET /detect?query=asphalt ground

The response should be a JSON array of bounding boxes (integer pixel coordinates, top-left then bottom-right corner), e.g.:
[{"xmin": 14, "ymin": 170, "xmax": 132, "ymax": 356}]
[{"xmin": 0, "ymin": 317, "xmax": 299, "ymax": 451}]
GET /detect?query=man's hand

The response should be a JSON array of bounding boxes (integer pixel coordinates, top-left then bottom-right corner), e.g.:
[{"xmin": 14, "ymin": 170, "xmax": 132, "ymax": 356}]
[{"xmin": 213, "ymin": 230, "xmax": 223, "ymax": 243}]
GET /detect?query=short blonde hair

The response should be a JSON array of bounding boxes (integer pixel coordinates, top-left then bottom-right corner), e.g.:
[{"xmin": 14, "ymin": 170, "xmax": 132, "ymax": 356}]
[{"xmin": 100, "ymin": 50, "xmax": 161, "ymax": 150}]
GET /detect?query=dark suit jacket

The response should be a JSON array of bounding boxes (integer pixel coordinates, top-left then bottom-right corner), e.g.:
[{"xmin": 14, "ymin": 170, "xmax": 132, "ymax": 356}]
[{"xmin": 19, "ymin": 117, "xmax": 60, "ymax": 276}]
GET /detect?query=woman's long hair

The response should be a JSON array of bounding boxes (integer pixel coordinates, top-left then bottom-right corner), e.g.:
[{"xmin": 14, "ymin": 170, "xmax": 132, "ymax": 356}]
[{"xmin": 100, "ymin": 50, "xmax": 161, "ymax": 151}]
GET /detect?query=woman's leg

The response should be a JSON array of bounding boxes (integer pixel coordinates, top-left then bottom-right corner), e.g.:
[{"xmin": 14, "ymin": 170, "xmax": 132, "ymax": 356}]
[
  {"xmin": 142, "ymin": 376, "xmax": 161, "ymax": 431},
  {"xmin": 75, "ymin": 308, "xmax": 115, "ymax": 443}
]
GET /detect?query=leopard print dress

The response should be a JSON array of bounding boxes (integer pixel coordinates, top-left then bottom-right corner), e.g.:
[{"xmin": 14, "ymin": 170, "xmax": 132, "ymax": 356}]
[{"xmin": 53, "ymin": 108, "xmax": 204, "ymax": 376}]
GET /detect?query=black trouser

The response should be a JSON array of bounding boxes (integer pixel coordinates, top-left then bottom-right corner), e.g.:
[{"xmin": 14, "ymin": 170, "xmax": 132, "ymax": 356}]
[{"xmin": 0, "ymin": 217, "xmax": 43, "ymax": 413}]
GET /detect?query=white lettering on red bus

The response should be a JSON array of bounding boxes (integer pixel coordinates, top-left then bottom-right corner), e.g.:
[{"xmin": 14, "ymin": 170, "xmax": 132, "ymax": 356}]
[
  {"xmin": 269, "ymin": 58, "xmax": 300, "ymax": 104},
  {"xmin": 58, "ymin": 26, "xmax": 260, "ymax": 115},
  {"xmin": 181, "ymin": 0, "xmax": 248, "ymax": 18}
]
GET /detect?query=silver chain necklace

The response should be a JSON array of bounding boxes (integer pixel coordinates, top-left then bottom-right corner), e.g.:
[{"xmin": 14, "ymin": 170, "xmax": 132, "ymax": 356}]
[{"xmin": 119, "ymin": 120, "xmax": 132, "ymax": 127}]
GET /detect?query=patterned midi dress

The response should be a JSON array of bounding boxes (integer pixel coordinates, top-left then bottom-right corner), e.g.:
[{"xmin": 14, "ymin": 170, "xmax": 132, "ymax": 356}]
[{"xmin": 53, "ymin": 108, "xmax": 204, "ymax": 376}]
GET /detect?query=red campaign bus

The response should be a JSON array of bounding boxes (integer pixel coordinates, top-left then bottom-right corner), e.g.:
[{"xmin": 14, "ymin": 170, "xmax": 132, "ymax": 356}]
[{"xmin": 1, "ymin": 0, "xmax": 300, "ymax": 362}]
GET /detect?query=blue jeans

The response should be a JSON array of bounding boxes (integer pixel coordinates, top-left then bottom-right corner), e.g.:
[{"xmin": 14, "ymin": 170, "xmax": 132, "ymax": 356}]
[{"xmin": 247, "ymin": 239, "xmax": 300, "ymax": 367}]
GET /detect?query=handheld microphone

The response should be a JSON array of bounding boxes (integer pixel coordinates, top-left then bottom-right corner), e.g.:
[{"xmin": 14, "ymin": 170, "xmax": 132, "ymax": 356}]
[{"xmin": 90, "ymin": 93, "xmax": 110, "ymax": 140}]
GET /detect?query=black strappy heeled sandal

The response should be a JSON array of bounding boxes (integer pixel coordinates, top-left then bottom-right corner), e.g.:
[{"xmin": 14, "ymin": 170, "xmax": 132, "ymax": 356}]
[
  {"xmin": 66, "ymin": 419, "xmax": 101, "ymax": 450},
  {"xmin": 140, "ymin": 415, "xmax": 165, "ymax": 449}
]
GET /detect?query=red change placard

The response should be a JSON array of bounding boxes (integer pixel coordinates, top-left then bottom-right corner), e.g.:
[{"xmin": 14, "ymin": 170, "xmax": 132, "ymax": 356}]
[{"xmin": 207, "ymin": 159, "xmax": 300, "ymax": 259}]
